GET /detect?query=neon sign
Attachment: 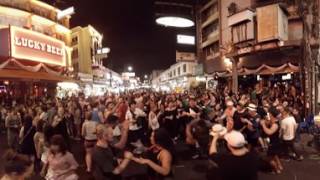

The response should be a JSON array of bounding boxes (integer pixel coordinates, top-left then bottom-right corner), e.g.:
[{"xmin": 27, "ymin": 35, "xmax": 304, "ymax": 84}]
[
  {"xmin": 14, "ymin": 37, "xmax": 64, "ymax": 56},
  {"xmin": 10, "ymin": 26, "xmax": 66, "ymax": 66}
]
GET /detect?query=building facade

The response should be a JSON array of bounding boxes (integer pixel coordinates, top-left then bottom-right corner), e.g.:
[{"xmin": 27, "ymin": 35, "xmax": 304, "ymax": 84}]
[
  {"xmin": 197, "ymin": 0, "xmax": 302, "ymax": 85},
  {"xmin": 152, "ymin": 62, "xmax": 201, "ymax": 91},
  {"xmin": 0, "ymin": 0, "xmax": 73, "ymax": 97},
  {"xmin": 71, "ymin": 25, "xmax": 122, "ymax": 96}
]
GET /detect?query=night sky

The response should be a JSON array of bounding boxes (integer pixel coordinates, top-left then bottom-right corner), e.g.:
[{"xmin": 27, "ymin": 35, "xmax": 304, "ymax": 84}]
[{"xmin": 44, "ymin": 0, "xmax": 196, "ymax": 77}]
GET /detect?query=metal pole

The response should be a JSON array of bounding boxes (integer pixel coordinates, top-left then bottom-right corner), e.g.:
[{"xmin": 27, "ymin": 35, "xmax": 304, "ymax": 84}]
[{"xmin": 232, "ymin": 58, "xmax": 238, "ymax": 94}]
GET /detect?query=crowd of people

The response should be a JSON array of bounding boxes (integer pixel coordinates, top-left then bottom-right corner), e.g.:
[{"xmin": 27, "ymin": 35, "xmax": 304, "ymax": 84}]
[{"xmin": 0, "ymin": 81, "xmax": 316, "ymax": 180}]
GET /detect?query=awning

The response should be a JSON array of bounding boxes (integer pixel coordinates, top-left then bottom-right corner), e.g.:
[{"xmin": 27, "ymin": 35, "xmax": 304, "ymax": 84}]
[
  {"xmin": 0, "ymin": 69, "xmax": 74, "ymax": 82},
  {"xmin": 205, "ymin": 57, "xmax": 227, "ymax": 74}
]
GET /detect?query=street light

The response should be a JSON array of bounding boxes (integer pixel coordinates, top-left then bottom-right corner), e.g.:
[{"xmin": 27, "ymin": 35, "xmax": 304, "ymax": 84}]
[
  {"xmin": 144, "ymin": 75, "xmax": 148, "ymax": 79},
  {"xmin": 128, "ymin": 66, "xmax": 133, "ymax": 72}
]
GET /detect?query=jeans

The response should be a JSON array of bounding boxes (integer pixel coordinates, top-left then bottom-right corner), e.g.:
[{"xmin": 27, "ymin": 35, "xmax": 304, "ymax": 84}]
[
  {"xmin": 283, "ymin": 139, "xmax": 300, "ymax": 158},
  {"xmin": 7, "ymin": 128, "xmax": 19, "ymax": 149}
]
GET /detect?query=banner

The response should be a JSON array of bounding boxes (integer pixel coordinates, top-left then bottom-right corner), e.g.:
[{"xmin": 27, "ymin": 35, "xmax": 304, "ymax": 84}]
[{"xmin": 176, "ymin": 51, "xmax": 196, "ymax": 62}]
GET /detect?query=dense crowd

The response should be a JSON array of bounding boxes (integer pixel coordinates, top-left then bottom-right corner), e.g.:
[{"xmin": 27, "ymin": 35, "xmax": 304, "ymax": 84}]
[{"xmin": 0, "ymin": 81, "xmax": 317, "ymax": 180}]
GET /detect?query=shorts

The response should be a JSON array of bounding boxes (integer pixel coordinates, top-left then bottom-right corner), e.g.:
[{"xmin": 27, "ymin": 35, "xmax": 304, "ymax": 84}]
[{"xmin": 84, "ymin": 139, "xmax": 96, "ymax": 148}]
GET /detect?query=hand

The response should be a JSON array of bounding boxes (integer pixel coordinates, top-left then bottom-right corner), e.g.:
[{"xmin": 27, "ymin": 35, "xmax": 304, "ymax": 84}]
[
  {"xmin": 260, "ymin": 120, "xmax": 266, "ymax": 126},
  {"xmin": 124, "ymin": 151, "xmax": 133, "ymax": 160}
]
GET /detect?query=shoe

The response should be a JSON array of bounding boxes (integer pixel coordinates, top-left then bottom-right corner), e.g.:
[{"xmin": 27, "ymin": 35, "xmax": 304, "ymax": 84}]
[{"xmin": 192, "ymin": 154, "xmax": 200, "ymax": 160}]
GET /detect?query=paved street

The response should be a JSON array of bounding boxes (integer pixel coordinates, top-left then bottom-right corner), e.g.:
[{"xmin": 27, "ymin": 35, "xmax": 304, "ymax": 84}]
[{"xmin": 0, "ymin": 132, "xmax": 319, "ymax": 180}]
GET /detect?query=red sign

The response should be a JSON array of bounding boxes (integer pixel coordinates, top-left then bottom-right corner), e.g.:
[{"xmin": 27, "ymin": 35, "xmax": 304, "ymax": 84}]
[{"xmin": 10, "ymin": 26, "xmax": 66, "ymax": 66}]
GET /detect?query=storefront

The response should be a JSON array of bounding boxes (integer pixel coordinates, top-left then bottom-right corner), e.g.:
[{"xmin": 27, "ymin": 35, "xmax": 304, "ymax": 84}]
[{"xmin": 0, "ymin": 26, "xmax": 73, "ymax": 98}]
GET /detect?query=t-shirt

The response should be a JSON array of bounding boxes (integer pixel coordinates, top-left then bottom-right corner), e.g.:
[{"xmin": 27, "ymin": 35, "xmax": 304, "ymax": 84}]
[
  {"xmin": 232, "ymin": 110, "xmax": 247, "ymax": 131},
  {"xmin": 45, "ymin": 151, "xmax": 79, "ymax": 180},
  {"xmin": 210, "ymin": 152, "xmax": 259, "ymax": 180},
  {"xmin": 92, "ymin": 146, "xmax": 118, "ymax": 180},
  {"xmin": 281, "ymin": 116, "xmax": 297, "ymax": 141},
  {"xmin": 82, "ymin": 120, "xmax": 98, "ymax": 140}
]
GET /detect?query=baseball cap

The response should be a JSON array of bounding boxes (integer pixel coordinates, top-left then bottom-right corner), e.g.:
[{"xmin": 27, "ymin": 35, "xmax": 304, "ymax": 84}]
[{"xmin": 224, "ymin": 130, "xmax": 247, "ymax": 148}]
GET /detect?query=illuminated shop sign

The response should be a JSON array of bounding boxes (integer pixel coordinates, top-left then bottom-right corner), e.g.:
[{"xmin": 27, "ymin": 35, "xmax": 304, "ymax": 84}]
[
  {"xmin": 14, "ymin": 37, "xmax": 64, "ymax": 56},
  {"xmin": 10, "ymin": 26, "xmax": 66, "ymax": 66}
]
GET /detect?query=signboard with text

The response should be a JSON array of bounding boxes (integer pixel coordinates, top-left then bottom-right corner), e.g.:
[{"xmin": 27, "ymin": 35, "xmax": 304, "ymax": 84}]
[{"xmin": 10, "ymin": 26, "xmax": 66, "ymax": 66}]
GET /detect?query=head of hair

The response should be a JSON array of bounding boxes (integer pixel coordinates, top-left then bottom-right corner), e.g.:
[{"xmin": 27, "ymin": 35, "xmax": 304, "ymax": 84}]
[
  {"xmin": 3, "ymin": 150, "xmax": 32, "ymax": 176},
  {"xmin": 85, "ymin": 111, "xmax": 92, "ymax": 120},
  {"xmin": 129, "ymin": 100, "xmax": 136, "ymax": 107},
  {"xmin": 23, "ymin": 115, "xmax": 33, "ymax": 131},
  {"xmin": 153, "ymin": 128, "xmax": 174, "ymax": 154},
  {"xmin": 96, "ymin": 124, "xmax": 111, "ymax": 140},
  {"xmin": 36, "ymin": 120, "xmax": 45, "ymax": 133},
  {"xmin": 50, "ymin": 135, "xmax": 68, "ymax": 154},
  {"xmin": 107, "ymin": 115, "xmax": 119, "ymax": 125}
]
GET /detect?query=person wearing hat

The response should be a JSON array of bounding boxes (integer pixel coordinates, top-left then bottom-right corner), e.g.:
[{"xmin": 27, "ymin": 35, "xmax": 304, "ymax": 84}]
[
  {"xmin": 216, "ymin": 100, "xmax": 236, "ymax": 124},
  {"xmin": 209, "ymin": 130, "xmax": 260, "ymax": 180},
  {"xmin": 260, "ymin": 107, "xmax": 283, "ymax": 174},
  {"xmin": 243, "ymin": 103, "xmax": 262, "ymax": 150}
]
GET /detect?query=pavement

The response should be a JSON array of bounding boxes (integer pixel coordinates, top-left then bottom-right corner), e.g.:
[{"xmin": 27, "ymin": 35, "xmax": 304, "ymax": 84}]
[{"xmin": 0, "ymin": 131, "xmax": 319, "ymax": 180}]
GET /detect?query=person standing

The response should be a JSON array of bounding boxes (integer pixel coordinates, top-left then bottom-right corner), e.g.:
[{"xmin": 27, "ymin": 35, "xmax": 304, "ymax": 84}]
[
  {"xmin": 81, "ymin": 111, "xmax": 98, "ymax": 173},
  {"xmin": 52, "ymin": 107, "xmax": 70, "ymax": 148},
  {"xmin": 260, "ymin": 107, "xmax": 283, "ymax": 173},
  {"xmin": 126, "ymin": 101, "xmax": 145, "ymax": 144},
  {"xmin": 91, "ymin": 124, "xmax": 132, "ymax": 180},
  {"xmin": 5, "ymin": 108, "xmax": 21, "ymax": 150},
  {"xmin": 132, "ymin": 128, "xmax": 174, "ymax": 180},
  {"xmin": 18, "ymin": 115, "xmax": 36, "ymax": 157},
  {"xmin": 148, "ymin": 104, "xmax": 160, "ymax": 131},
  {"xmin": 209, "ymin": 130, "xmax": 260, "ymax": 180},
  {"xmin": 280, "ymin": 107, "xmax": 303, "ymax": 161}
]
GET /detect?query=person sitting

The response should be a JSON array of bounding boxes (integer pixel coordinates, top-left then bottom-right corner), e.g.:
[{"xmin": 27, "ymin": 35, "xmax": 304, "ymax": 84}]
[
  {"xmin": 1, "ymin": 150, "xmax": 34, "ymax": 180},
  {"xmin": 132, "ymin": 128, "xmax": 174, "ymax": 180}
]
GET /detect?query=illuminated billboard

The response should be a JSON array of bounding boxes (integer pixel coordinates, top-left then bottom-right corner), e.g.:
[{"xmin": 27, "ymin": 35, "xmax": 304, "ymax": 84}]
[
  {"xmin": 10, "ymin": 26, "xmax": 66, "ymax": 66},
  {"xmin": 177, "ymin": 34, "xmax": 195, "ymax": 45}
]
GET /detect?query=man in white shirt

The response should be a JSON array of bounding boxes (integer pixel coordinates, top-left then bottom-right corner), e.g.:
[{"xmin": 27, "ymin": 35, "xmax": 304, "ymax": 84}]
[
  {"xmin": 126, "ymin": 101, "xmax": 146, "ymax": 144},
  {"xmin": 280, "ymin": 107, "xmax": 303, "ymax": 161}
]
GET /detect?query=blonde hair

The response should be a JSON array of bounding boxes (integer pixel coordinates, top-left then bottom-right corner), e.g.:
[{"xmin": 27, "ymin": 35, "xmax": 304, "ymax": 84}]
[{"xmin": 96, "ymin": 124, "xmax": 112, "ymax": 139}]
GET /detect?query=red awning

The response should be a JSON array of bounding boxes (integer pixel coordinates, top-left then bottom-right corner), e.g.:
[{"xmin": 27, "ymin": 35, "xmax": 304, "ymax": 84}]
[{"xmin": 0, "ymin": 69, "xmax": 73, "ymax": 82}]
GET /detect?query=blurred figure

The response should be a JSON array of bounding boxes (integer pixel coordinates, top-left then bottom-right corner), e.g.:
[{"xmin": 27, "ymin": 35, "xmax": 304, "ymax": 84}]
[
  {"xmin": 132, "ymin": 128, "xmax": 174, "ymax": 179},
  {"xmin": 42, "ymin": 135, "xmax": 78, "ymax": 180},
  {"xmin": 1, "ymin": 150, "xmax": 34, "ymax": 180},
  {"xmin": 91, "ymin": 124, "xmax": 132, "ymax": 180},
  {"xmin": 81, "ymin": 111, "xmax": 97, "ymax": 173},
  {"xmin": 5, "ymin": 108, "xmax": 21, "ymax": 150}
]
